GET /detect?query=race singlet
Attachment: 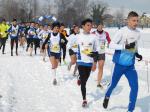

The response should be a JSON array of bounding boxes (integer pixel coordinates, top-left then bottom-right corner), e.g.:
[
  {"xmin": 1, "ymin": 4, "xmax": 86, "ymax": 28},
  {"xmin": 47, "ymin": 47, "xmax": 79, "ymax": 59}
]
[
  {"xmin": 51, "ymin": 43, "xmax": 60, "ymax": 52},
  {"xmin": 81, "ymin": 42, "xmax": 93, "ymax": 55}
]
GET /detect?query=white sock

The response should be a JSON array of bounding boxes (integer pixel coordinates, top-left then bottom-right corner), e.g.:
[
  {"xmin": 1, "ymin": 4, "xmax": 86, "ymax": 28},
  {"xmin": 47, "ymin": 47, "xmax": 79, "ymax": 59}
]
[
  {"xmin": 52, "ymin": 68, "xmax": 56, "ymax": 79},
  {"xmin": 68, "ymin": 62, "xmax": 72, "ymax": 70},
  {"xmin": 73, "ymin": 64, "xmax": 78, "ymax": 75},
  {"xmin": 30, "ymin": 48, "xmax": 33, "ymax": 55},
  {"xmin": 43, "ymin": 50, "xmax": 46, "ymax": 59}
]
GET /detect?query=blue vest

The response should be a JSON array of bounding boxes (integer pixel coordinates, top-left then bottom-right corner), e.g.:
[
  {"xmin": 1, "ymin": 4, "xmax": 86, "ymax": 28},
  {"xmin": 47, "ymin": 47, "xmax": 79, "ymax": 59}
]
[{"xmin": 113, "ymin": 50, "xmax": 135, "ymax": 66}]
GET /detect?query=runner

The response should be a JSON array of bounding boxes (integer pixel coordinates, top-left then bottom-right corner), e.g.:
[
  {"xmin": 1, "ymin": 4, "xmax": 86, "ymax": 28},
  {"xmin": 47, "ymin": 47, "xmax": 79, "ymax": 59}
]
[
  {"xmin": 38, "ymin": 25, "xmax": 49, "ymax": 61},
  {"xmin": 27, "ymin": 22, "xmax": 37, "ymax": 56},
  {"xmin": 103, "ymin": 11, "xmax": 143, "ymax": 112},
  {"xmin": 92, "ymin": 22, "xmax": 111, "ymax": 88},
  {"xmin": 67, "ymin": 25, "xmax": 80, "ymax": 76},
  {"xmin": 8, "ymin": 19, "xmax": 20, "ymax": 56},
  {"xmin": 33, "ymin": 23, "xmax": 40, "ymax": 55},
  {"xmin": 25, "ymin": 22, "xmax": 31, "ymax": 52},
  {"xmin": 42, "ymin": 22, "xmax": 68, "ymax": 85},
  {"xmin": 76, "ymin": 19, "xmax": 99, "ymax": 107},
  {"xmin": 0, "ymin": 19, "xmax": 10, "ymax": 54},
  {"xmin": 19, "ymin": 22, "xmax": 26, "ymax": 50},
  {"xmin": 59, "ymin": 23, "xmax": 69, "ymax": 65}
]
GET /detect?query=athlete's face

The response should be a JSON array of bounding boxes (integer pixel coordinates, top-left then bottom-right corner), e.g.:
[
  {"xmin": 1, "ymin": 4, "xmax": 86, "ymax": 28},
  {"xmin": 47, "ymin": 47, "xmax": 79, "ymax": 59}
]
[
  {"xmin": 53, "ymin": 26, "xmax": 59, "ymax": 33},
  {"xmin": 128, "ymin": 16, "xmax": 139, "ymax": 29},
  {"xmin": 48, "ymin": 26, "xmax": 51, "ymax": 30},
  {"xmin": 44, "ymin": 26, "xmax": 48, "ymax": 31},
  {"xmin": 97, "ymin": 24, "xmax": 103, "ymax": 31},
  {"xmin": 35, "ymin": 24, "xmax": 39, "ymax": 28},
  {"xmin": 13, "ymin": 21, "xmax": 17, "ymax": 26},
  {"xmin": 26, "ymin": 23, "xmax": 30, "ymax": 26},
  {"xmin": 40, "ymin": 26, "xmax": 43, "ymax": 30},
  {"xmin": 74, "ymin": 26, "xmax": 79, "ymax": 34},
  {"xmin": 2, "ymin": 21, "xmax": 6, "ymax": 24},
  {"xmin": 60, "ymin": 26, "xmax": 65, "ymax": 31},
  {"xmin": 82, "ymin": 22, "xmax": 92, "ymax": 33},
  {"xmin": 31, "ymin": 23, "xmax": 35, "ymax": 27}
]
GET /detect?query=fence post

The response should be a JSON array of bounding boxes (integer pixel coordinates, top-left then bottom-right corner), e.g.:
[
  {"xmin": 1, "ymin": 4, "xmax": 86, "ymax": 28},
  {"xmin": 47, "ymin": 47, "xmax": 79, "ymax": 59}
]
[{"xmin": 146, "ymin": 61, "xmax": 149, "ymax": 93}]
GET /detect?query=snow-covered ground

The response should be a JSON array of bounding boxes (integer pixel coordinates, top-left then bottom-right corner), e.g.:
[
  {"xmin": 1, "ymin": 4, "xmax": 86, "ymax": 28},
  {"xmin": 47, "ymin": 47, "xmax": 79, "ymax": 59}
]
[{"xmin": 0, "ymin": 28, "xmax": 150, "ymax": 112}]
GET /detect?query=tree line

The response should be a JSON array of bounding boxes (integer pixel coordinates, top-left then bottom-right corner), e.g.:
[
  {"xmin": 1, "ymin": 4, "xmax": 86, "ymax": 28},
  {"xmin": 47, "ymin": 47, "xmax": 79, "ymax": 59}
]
[{"xmin": 0, "ymin": 0, "xmax": 128, "ymax": 27}]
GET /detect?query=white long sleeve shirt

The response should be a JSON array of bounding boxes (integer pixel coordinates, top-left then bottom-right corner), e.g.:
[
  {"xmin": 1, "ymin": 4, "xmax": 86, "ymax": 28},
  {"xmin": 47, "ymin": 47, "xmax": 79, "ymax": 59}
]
[
  {"xmin": 109, "ymin": 26, "xmax": 140, "ymax": 51},
  {"xmin": 67, "ymin": 34, "xmax": 78, "ymax": 53},
  {"xmin": 110, "ymin": 26, "xmax": 141, "ymax": 66},
  {"xmin": 77, "ymin": 32, "xmax": 99, "ymax": 66}
]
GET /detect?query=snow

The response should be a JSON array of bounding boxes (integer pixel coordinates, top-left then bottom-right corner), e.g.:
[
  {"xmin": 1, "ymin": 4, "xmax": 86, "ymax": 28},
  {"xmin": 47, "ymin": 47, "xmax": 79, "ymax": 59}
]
[{"xmin": 0, "ymin": 28, "xmax": 150, "ymax": 112}]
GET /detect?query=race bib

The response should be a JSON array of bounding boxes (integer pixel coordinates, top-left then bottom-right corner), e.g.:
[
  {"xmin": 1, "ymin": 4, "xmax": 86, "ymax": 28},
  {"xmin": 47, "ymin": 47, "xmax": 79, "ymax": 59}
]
[
  {"xmin": 12, "ymin": 30, "xmax": 16, "ymax": 34},
  {"xmin": 51, "ymin": 44, "xmax": 60, "ymax": 52},
  {"xmin": 72, "ymin": 44, "xmax": 78, "ymax": 48},
  {"xmin": 43, "ymin": 34, "xmax": 48, "ymax": 39},
  {"xmin": 100, "ymin": 41, "xmax": 105, "ymax": 50},
  {"xmin": 81, "ymin": 48, "xmax": 92, "ymax": 55}
]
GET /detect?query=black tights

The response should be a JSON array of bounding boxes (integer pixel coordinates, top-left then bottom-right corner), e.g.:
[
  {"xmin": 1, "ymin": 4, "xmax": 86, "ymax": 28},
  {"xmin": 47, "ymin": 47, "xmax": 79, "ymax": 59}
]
[
  {"xmin": 0, "ymin": 38, "xmax": 7, "ymax": 53},
  {"xmin": 60, "ymin": 45, "xmax": 66, "ymax": 63},
  {"xmin": 11, "ymin": 38, "xmax": 18, "ymax": 53},
  {"xmin": 78, "ymin": 65, "xmax": 92, "ymax": 100}
]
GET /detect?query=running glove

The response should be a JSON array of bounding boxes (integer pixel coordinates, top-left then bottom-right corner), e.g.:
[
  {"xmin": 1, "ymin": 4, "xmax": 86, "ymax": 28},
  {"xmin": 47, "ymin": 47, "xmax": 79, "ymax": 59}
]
[
  {"xmin": 88, "ymin": 51, "xmax": 98, "ymax": 62},
  {"xmin": 125, "ymin": 42, "xmax": 135, "ymax": 49},
  {"xmin": 135, "ymin": 52, "xmax": 142, "ymax": 61}
]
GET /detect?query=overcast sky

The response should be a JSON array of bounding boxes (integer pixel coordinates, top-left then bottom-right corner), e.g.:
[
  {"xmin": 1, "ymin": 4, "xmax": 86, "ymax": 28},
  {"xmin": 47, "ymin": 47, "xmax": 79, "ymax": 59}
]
[
  {"xmin": 37, "ymin": 0, "xmax": 150, "ymax": 16},
  {"xmin": 101, "ymin": 0, "xmax": 150, "ymax": 14}
]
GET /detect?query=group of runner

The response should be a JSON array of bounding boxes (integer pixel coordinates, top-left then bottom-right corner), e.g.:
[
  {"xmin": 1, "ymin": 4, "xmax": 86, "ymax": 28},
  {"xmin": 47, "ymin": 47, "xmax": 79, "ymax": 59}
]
[{"xmin": 0, "ymin": 11, "xmax": 143, "ymax": 112}]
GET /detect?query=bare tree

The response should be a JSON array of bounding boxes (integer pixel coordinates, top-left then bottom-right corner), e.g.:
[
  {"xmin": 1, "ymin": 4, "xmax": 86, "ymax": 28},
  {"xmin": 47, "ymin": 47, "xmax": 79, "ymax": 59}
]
[
  {"xmin": 0, "ymin": 0, "xmax": 89, "ymax": 24},
  {"xmin": 0, "ymin": 0, "xmax": 38, "ymax": 21},
  {"xmin": 65, "ymin": 7, "xmax": 78, "ymax": 26},
  {"xmin": 18, "ymin": 0, "xmax": 29, "ymax": 22},
  {"xmin": 74, "ymin": 0, "xmax": 89, "ymax": 20},
  {"xmin": 1, "ymin": 0, "xmax": 20, "ymax": 20},
  {"xmin": 26, "ymin": 0, "xmax": 35, "ymax": 21},
  {"xmin": 33, "ymin": 0, "xmax": 38, "ymax": 16},
  {"xmin": 90, "ymin": 2, "xmax": 108, "ymax": 24},
  {"xmin": 55, "ymin": 0, "xmax": 89, "ymax": 26},
  {"xmin": 41, "ymin": 0, "xmax": 52, "ymax": 15},
  {"xmin": 56, "ymin": 0, "xmax": 72, "ymax": 23},
  {"xmin": 114, "ymin": 6, "xmax": 125, "ymax": 28}
]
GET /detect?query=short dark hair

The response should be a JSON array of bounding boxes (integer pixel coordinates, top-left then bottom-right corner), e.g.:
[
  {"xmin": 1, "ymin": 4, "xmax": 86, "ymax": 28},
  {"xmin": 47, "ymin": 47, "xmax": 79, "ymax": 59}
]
[
  {"xmin": 52, "ymin": 21, "xmax": 60, "ymax": 29},
  {"xmin": 13, "ymin": 18, "xmax": 17, "ymax": 22},
  {"xmin": 60, "ymin": 23, "xmax": 65, "ymax": 26},
  {"xmin": 73, "ymin": 24, "xmax": 79, "ymax": 29},
  {"xmin": 30, "ymin": 21, "xmax": 35, "ymax": 23},
  {"xmin": 43, "ymin": 24, "xmax": 48, "ymax": 27},
  {"xmin": 81, "ymin": 18, "xmax": 93, "ymax": 26},
  {"xmin": 2, "ymin": 18, "xmax": 6, "ymax": 22},
  {"xmin": 127, "ymin": 11, "xmax": 139, "ymax": 19}
]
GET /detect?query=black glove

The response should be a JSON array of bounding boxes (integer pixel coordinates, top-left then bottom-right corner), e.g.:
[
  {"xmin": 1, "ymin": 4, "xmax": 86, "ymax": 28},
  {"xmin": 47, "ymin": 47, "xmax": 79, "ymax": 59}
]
[
  {"xmin": 88, "ymin": 51, "xmax": 98, "ymax": 62},
  {"xmin": 125, "ymin": 42, "xmax": 135, "ymax": 49},
  {"xmin": 5, "ymin": 31, "xmax": 8, "ymax": 33},
  {"xmin": 135, "ymin": 53, "xmax": 142, "ymax": 61},
  {"xmin": 88, "ymin": 52, "xmax": 97, "ymax": 57}
]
